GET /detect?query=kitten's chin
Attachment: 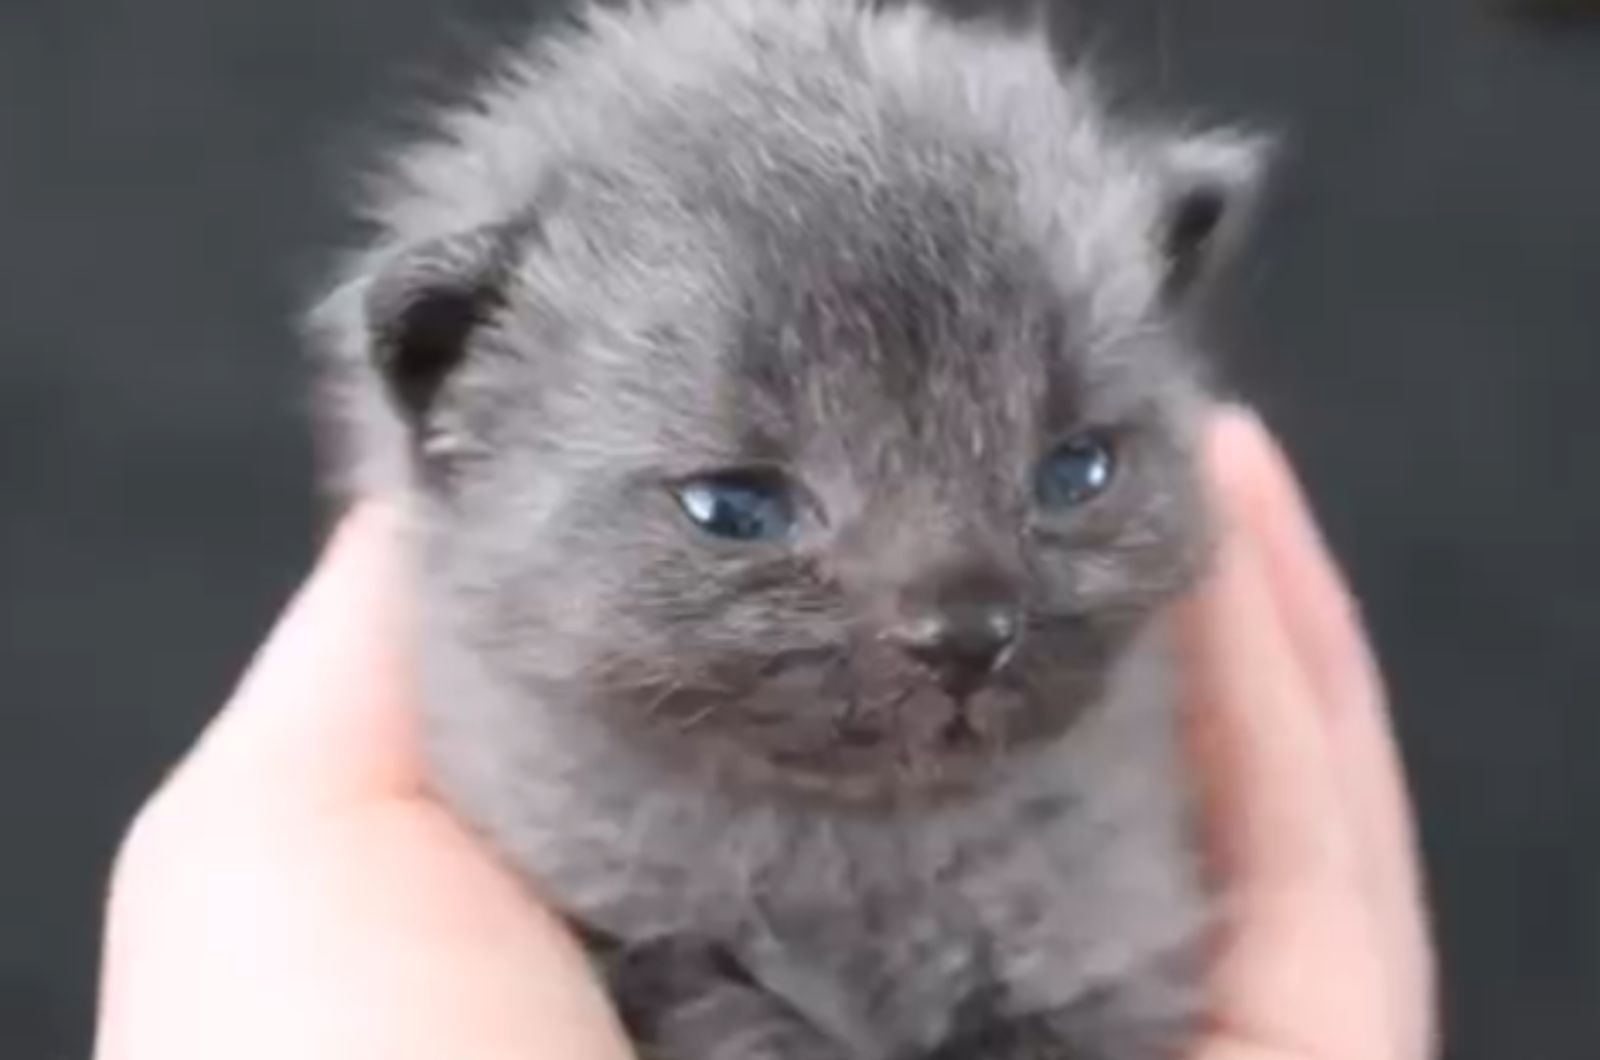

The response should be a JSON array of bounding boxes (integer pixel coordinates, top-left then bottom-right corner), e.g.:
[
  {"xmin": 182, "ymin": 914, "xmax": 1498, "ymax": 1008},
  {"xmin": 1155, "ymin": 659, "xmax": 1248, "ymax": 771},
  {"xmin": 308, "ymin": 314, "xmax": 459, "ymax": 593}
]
[
  {"xmin": 739, "ymin": 746, "xmax": 1014, "ymax": 807},
  {"xmin": 597, "ymin": 638, "xmax": 1118, "ymax": 808},
  {"xmin": 692, "ymin": 697, "xmax": 1090, "ymax": 809}
]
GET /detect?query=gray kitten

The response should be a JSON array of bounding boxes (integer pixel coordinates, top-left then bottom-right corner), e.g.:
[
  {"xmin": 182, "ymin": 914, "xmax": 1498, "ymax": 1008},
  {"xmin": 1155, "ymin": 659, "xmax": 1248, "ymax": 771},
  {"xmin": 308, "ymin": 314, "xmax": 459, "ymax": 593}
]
[{"xmin": 308, "ymin": 0, "xmax": 1268, "ymax": 1056}]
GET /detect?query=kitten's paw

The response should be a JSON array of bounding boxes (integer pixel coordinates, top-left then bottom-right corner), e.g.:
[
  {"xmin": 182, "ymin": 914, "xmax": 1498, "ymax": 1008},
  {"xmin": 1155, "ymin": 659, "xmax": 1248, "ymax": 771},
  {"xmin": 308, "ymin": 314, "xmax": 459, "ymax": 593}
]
[{"xmin": 603, "ymin": 935, "xmax": 850, "ymax": 1060}]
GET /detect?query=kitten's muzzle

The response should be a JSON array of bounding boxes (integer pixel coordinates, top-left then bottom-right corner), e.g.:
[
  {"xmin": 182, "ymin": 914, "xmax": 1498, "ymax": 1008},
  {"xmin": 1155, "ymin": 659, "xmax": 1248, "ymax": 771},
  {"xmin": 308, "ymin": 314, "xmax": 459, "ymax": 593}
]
[{"xmin": 884, "ymin": 601, "xmax": 1021, "ymax": 701}]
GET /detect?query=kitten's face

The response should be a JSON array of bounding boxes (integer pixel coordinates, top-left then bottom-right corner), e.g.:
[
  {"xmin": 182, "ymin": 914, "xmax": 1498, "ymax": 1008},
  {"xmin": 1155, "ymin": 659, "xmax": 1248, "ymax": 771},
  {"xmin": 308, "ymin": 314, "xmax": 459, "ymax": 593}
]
[{"xmin": 347, "ymin": 88, "xmax": 1258, "ymax": 803}]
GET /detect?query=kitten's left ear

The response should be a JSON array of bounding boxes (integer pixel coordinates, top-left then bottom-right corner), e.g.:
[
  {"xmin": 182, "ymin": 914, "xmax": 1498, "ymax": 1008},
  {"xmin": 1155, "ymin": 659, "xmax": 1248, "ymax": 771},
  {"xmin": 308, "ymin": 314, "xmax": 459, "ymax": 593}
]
[
  {"xmin": 364, "ymin": 219, "xmax": 534, "ymax": 423},
  {"xmin": 1155, "ymin": 129, "xmax": 1274, "ymax": 300}
]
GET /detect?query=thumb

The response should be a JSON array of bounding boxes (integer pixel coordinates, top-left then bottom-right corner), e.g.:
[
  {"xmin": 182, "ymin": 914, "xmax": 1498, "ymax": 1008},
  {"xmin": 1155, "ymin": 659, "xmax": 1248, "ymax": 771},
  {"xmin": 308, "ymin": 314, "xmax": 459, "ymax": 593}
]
[{"xmin": 96, "ymin": 506, "xmax": 635, "ymax": 1060}]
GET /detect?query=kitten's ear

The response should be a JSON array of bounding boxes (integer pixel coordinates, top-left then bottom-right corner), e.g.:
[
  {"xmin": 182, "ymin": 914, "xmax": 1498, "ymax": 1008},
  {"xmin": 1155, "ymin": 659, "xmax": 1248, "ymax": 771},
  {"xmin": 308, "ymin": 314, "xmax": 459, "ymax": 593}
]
[
  {"xmin": 364, "ymin": 219, "xmax": 532, "ymax": 423},
  {"xmin": 1155, "ymin": 129, "xmax": 1273, "ymax": 300}
]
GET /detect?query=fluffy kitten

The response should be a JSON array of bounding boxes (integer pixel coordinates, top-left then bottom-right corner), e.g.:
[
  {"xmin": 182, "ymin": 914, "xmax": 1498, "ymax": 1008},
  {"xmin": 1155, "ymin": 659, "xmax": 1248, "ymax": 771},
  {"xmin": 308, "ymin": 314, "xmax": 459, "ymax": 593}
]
[{"xmin": 308, "ymin": 0, "xmax": 1267, "ymax": 1056}]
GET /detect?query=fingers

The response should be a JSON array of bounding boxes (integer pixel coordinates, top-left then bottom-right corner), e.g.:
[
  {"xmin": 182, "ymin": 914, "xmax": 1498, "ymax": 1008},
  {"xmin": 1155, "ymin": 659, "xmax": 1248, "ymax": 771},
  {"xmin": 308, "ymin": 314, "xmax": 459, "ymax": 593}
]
[
  {"xmin": 1178, "ymin": 417, "xmax": 1359, "ymax": 897},
  {"xmin": 1180, "ymin": 406, "xmax": 1422, "ymax": 1060},
  {"xmin": 1214, "ymin": 410, "xmax": 1435, "ymax": 1056},
  {"xmin": 1212, "ymin": 414, "xmax": 1383, "ymax": 727}
]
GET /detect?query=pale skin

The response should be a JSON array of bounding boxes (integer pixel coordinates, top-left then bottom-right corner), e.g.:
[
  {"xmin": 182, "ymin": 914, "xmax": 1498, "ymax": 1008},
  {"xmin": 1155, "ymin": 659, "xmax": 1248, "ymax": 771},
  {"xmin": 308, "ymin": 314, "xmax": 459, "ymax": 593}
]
[{"xmin": 93, "ymin": 407, "xmax": 1436, "ymax": 1060}]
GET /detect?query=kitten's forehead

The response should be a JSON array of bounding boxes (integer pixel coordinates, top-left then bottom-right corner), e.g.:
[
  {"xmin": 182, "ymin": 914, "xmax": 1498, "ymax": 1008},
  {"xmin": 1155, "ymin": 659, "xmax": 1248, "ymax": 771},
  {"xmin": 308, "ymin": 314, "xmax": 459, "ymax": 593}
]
[
  {"xmin": 726, "ymin": 199, "xmax": 1059, "ymax": 445},
  {"xmin": 668, "ymin": 161, "xmax": 1149, "ymax": 439},
  {"xmin": 482, "ymin": 9, "xmax": 1186, "ymax": 474},
  {"xmin": 530, "ymin": 140, "xmax": 1167, "ymax": 485}
]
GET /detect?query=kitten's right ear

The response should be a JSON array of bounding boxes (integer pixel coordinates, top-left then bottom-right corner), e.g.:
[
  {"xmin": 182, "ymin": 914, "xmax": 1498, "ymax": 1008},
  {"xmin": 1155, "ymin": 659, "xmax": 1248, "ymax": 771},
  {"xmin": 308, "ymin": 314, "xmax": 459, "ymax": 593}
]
[
  {"xmin": 364, "ymin": 220, "xmax": 531, "ymax": 424},
  {"xmin": 1154, "ymin": 129, "xmax": 1274, "ymax": 300}
]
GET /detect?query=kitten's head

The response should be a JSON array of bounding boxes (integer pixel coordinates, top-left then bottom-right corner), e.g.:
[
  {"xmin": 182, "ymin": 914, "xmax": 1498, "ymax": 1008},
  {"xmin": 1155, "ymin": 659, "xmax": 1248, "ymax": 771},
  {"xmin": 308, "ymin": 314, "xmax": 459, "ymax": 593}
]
[{"xmin": 316, "ymin": 4, "xmax": 1268, "ymax": 803}]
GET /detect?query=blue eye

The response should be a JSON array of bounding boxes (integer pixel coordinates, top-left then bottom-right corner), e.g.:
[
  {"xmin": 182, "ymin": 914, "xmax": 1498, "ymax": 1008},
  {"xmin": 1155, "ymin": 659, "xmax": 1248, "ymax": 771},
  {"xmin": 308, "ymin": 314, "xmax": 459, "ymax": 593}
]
[
  {"xmin": 1036, "ymin": 433, "xmax": 1117, "ymax": 509},
  {"xmin": 675, "ymin": 471, "xmax": 797, "ymax": 542}
]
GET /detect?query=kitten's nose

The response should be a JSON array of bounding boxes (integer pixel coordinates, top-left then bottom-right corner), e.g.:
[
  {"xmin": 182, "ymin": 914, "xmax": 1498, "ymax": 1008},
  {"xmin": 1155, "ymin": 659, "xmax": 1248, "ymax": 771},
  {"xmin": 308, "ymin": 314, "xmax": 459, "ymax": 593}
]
[{"xmin": 886, "ymin": 602, "xmax": 1020, "ymax": 697}]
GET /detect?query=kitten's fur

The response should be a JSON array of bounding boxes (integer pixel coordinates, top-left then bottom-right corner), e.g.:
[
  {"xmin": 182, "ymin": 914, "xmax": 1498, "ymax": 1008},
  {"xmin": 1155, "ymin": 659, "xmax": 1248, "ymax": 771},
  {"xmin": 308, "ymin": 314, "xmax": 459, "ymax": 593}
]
[{"xmin": 308, "ymin": 0, "xmax": 1267, "ymax": 1056}]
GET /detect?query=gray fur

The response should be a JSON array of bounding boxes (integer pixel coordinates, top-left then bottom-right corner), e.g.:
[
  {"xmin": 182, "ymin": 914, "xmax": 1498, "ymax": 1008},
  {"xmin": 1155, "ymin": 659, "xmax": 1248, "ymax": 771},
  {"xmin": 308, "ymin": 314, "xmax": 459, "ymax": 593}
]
[{"xmin": 307, "ymin": 1, "xmax": 1267, "ymax": 1056}]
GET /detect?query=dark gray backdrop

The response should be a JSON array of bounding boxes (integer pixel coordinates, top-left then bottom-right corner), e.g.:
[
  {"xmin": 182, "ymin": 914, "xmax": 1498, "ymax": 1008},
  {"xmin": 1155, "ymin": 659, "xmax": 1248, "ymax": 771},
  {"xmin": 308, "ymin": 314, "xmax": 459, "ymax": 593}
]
[{"xmin": 2, "ymin": 1, "xmax": 1597, "ymax": 1056}]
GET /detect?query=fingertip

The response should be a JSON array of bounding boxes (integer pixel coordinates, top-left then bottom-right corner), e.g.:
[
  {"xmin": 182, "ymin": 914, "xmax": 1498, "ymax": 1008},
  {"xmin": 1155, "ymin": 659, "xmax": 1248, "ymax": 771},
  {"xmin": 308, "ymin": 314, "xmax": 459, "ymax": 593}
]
[
  {"xmin": 312, "ymin": 499, "xmax": 404, "ymax": 593},
  {"xmin": 147, "ymin": 497, "xmax": 421, "ymax": 826},
  {"xmin": 1199, "ymin": 404, "xmax": 1284, "ymax": 523}
]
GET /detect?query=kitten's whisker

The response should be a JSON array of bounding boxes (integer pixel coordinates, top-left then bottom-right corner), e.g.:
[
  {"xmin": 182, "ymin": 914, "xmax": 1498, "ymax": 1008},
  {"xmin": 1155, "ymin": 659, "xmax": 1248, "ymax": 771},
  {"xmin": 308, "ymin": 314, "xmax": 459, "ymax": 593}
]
[
  {"xmin": 676, "ymin": 701, "xmax": 721, "ymax": 731},
  {"xmin": 642, "ymin": 681, "xmax": 686, "ymax": 720}
]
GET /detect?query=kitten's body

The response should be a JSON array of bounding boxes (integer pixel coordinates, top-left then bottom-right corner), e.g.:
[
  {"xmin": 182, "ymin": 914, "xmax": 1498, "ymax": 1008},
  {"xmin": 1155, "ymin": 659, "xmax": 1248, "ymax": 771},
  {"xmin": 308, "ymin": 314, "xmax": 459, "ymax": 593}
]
[
  {"xmin": 310, "ymin": 1, "xmax": 1265, "ymax": 1056},
  {"xmin": 429, "ymin": 592, "xmax": 1197, "ymax": 1057}
]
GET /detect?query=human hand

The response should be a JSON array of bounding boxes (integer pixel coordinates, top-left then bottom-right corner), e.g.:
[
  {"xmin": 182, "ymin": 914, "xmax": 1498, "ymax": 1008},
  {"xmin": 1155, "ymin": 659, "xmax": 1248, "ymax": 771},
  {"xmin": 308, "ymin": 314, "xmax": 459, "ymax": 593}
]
[
  {"xmin": 1180, "ymin": 410, "xmax": 1436, "ymax": 1060},
  {"xmin": 93, "ymin": 406, "xmax": 1434, "ymax": 1060},
  {"xmin": 93, "ymin": 502, "xmax": 636, "ymax": 1060}
]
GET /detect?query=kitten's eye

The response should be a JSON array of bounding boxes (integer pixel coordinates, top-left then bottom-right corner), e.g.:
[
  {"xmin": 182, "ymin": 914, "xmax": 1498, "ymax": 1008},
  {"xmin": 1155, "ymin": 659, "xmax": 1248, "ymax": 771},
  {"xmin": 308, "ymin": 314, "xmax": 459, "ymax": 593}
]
[
  {"xmin": 674, "ymin": 470, "xmax": 797, "ymax": 542},
  {"xmin": 1035, "ymin": 433, "xmax": 1117, "ymax": 510}
]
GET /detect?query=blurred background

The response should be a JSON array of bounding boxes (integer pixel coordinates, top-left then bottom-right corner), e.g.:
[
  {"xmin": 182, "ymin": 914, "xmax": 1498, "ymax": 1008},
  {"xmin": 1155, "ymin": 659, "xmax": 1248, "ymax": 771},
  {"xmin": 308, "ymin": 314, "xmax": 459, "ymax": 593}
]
[{"xmin": 2, "ymin": 0, "xmax": 1597, "ymax": 1056}]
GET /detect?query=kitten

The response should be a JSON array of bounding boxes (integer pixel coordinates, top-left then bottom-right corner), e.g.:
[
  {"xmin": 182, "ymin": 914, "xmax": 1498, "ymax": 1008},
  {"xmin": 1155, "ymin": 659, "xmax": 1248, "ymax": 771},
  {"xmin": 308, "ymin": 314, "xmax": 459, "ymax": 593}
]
[{"xmin": 308, "ymin": 0, "xmax": 1267, "ymax": 1056}]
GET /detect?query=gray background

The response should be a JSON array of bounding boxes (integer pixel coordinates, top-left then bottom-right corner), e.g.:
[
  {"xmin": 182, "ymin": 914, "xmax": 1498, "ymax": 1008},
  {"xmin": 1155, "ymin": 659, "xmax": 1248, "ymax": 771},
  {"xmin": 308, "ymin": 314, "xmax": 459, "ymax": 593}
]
[{"xmin": 2, "ymin": 0, "xmax": 1597, "ymax": 1056}]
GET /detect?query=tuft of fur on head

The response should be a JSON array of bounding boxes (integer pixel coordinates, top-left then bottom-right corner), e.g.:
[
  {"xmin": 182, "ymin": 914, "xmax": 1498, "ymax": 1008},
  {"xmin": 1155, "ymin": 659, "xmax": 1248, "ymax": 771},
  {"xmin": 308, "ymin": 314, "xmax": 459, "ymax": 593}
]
[{"xmin": 306, "ymin": 0, "xmax": 1268, "ymax": 807}]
